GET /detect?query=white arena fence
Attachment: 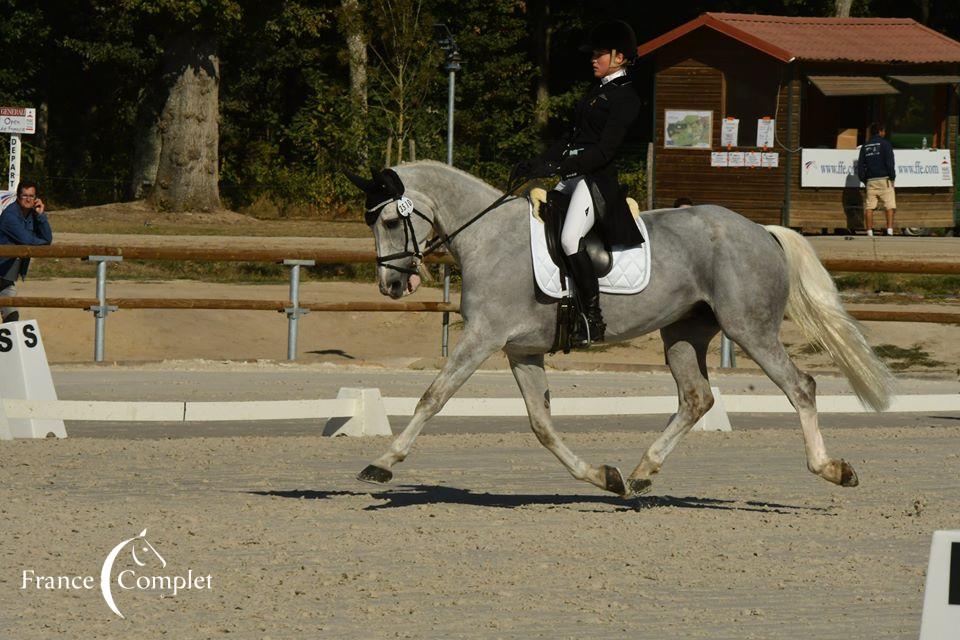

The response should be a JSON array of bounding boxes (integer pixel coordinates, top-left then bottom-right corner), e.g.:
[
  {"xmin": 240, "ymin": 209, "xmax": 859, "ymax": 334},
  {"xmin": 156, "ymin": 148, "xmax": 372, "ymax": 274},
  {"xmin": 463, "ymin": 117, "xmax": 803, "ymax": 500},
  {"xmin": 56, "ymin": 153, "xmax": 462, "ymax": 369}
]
[{"xmin": 4, "ymin": 386, "xmax": 960, "ymax": 440}]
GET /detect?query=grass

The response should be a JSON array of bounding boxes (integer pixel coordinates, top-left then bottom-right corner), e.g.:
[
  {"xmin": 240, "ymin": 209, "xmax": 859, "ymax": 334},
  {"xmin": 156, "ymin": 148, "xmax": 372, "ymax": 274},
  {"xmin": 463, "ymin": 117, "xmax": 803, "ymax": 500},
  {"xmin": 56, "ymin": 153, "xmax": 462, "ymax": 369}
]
[
  {"xmin": 834, "ymin": 273, "xmax": 960, "ymax": 297},
  {"xmin": 30, "ymin": 259, "xmax": 381, "ymax": 284},
  {"xmin": 873, "ymin": 344, "xmax": 946, "ymax": 371},
  {"xmin": 795, "ymin": 341, "xmax": 947, "ymax": 371}
]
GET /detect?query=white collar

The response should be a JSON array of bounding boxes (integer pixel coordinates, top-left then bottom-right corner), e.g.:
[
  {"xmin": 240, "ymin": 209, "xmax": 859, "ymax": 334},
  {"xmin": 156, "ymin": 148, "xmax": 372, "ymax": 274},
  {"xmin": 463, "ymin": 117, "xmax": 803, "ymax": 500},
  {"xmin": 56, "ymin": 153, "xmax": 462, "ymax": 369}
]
[{"xmin": 601, "ymin": 69, "xmax": 626, "ymax": 85}]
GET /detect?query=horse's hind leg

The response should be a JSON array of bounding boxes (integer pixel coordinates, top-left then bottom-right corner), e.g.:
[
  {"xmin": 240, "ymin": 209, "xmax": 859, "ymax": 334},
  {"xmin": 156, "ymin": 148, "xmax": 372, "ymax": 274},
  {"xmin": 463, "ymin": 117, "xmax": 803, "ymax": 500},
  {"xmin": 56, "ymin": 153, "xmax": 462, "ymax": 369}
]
[
  {"xmin": 625, "ymin": 316, "xmax": 718, "ymax": 496},
  {"xmin": 358, "ymin": 327, "xmax": 503, "ymax": 484},
  {"xmin": 509, "ymin": 353, "xmax": 627, "ymax": 495},
  {"xmin": 733, "ymin": 332, "xmax": 858, "ymax": 487}
]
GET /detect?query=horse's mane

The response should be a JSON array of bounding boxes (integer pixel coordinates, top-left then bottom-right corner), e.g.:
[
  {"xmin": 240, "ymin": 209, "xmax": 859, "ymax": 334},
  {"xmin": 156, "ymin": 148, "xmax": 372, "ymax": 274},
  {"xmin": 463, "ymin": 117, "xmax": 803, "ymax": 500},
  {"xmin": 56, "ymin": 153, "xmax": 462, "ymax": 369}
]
[{"xmin": 401, "ymin": 160, "xmax": 503, "ymax": 197}]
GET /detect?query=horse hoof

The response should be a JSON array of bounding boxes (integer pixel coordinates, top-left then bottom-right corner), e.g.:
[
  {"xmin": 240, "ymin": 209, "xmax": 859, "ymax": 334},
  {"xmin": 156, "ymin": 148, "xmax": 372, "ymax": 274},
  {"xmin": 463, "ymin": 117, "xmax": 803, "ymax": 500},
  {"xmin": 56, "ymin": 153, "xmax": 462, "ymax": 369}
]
[
  {"xmin": 626, "ymin": 478, "xmax": 653, "ymax": 497},
  {"xmin": 599, "ymin": 465, "xmax": 626, "ymax": 496},
  {"xmin": 840, "ymin": 459, "xmax": 859, "ymax": 487},
  {"xmin": 357, "ymin": 465, "xmax": 392, "ymax": 485}
]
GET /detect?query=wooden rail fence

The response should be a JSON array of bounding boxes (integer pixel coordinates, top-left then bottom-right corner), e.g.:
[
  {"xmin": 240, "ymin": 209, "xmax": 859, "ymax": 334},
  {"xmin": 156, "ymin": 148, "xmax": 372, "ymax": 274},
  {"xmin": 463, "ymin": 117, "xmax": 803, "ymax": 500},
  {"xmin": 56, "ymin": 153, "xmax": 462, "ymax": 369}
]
[{"xmin": 0, "ymin": 245, "xmax": 956, "ymax": 362}]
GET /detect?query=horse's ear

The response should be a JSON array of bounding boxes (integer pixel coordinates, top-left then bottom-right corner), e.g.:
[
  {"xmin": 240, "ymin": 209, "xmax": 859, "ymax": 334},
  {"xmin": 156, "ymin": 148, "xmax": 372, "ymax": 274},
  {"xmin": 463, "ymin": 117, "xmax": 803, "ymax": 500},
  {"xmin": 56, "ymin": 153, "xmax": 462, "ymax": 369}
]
[{"xmin": 343, "ymin": 170, "xmax": 376, "ymax": 193}]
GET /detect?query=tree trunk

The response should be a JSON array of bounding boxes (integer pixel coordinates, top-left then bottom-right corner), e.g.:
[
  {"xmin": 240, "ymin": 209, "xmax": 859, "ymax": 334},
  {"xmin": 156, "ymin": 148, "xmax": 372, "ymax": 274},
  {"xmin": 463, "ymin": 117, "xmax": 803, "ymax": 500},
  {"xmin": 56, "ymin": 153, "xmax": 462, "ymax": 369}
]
[
  {"xmin": 835, "ymin": 0, "xmax": 853, "ymax": 17},
  {"xmin": 341, "ymin": 0, "xmax": 368, "ymax": 164},
  {"xmin": 128, "ymin": 83, "xmax": 164, "ymax": 200},
  {"xmin": 532, "ymin": 0, "xmax": 551, "ymax": 132},
  {"xmin": 149, "ymin": 32, "xmax": 221, "ymax": 212}
]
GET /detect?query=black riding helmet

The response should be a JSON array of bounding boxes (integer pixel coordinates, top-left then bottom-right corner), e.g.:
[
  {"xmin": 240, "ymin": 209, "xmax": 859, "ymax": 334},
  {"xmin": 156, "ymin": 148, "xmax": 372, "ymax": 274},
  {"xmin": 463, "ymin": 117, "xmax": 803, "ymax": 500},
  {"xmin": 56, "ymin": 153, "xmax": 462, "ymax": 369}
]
[{"xmin": 578, "ymin": 20, "xmax": 637, "ymax": 61}]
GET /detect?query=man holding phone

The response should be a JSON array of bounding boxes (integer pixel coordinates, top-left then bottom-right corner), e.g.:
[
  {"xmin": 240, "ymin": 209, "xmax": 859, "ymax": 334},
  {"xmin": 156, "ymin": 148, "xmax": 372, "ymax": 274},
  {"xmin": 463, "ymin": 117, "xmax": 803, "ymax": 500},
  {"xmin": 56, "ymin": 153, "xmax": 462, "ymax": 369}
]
[{"xmin": 0, "ymin": 180, "xmax": 53, "ymax": 323}]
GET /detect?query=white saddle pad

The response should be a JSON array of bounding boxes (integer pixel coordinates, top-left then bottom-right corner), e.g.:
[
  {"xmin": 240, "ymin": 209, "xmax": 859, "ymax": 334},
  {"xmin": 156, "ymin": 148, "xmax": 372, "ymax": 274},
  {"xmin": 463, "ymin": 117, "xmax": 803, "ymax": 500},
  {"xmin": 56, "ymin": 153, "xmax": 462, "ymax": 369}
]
[{"xmin": 528, "ymin": 199, "xmax": 652, "ymax": 299}]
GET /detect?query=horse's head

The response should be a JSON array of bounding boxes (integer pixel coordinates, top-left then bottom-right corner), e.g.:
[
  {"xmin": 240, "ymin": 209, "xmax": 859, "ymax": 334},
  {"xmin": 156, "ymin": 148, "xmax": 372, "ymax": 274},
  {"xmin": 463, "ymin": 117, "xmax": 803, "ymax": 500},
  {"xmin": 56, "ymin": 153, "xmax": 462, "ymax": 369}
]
[
  {"xmin": 345, "ymin": 167, "xmax": 438, "ymax": 299},
  {"xmin": 130, "ymin": 528, "xmax": 166, "ymax": 569}
]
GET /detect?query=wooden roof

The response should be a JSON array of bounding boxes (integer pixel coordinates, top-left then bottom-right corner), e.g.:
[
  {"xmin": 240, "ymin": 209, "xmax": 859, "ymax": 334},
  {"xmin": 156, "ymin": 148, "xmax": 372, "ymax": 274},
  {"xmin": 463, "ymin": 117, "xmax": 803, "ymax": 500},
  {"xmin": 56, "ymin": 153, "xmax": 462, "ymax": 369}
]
[{"xmin": 637, "ymin": 13, "xmax": 960, "ymax": 64}]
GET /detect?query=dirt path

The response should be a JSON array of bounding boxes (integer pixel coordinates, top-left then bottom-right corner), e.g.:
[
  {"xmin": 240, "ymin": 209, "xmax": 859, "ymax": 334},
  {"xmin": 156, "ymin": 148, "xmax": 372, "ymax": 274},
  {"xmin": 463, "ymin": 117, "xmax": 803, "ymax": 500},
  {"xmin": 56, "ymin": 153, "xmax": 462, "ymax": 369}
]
[{"xmin": 1, "ymin": 426, "xmax": 956, "ymax": 638}]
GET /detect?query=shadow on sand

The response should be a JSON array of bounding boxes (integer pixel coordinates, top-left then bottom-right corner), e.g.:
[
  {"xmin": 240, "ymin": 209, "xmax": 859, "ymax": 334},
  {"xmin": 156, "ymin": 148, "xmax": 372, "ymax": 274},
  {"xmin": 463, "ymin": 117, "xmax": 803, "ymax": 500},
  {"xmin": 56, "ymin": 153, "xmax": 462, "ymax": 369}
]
[{"xmin": 249, "ymin": 484, "xmax": 834, "ymax": 515}]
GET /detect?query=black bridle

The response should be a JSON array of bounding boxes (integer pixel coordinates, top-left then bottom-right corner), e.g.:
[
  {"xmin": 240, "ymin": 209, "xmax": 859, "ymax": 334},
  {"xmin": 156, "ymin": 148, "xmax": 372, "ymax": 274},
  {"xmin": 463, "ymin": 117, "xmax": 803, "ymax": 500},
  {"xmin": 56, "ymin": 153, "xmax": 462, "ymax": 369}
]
[{"xmin": 369, "ymin": 177, "xmax": 525, "ymax": 276}]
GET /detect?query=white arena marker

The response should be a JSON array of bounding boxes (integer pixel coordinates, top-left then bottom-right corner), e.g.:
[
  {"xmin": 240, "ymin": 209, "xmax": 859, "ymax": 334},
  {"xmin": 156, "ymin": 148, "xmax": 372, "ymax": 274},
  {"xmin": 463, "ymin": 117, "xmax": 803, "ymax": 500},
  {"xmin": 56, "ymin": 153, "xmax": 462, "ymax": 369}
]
[
  {"xmin": 692, "ymin": 386, "xmax": 732, "ymax": 432},
  {"xmin": 0, "ymin": 395, "xmax": 12, "ymax": 440},
  {"xmin": 919, "ymin": 530, "xmax": 960, "ymax": 639},
  {"xmin": 323, "ymin": 388, "xmax": 391, "ymax": 437},
  {"xmin": 0, "ymin": 320, "xmax": 66, "ymax": 439}
]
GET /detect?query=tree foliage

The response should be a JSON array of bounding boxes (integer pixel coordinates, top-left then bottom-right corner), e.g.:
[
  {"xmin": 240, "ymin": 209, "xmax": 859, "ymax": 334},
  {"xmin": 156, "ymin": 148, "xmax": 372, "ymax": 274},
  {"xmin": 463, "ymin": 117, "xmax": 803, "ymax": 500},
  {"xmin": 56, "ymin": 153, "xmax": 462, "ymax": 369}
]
[{"xmin": 0, "ymin": 0, "xmax": 957, "ymax": 214}]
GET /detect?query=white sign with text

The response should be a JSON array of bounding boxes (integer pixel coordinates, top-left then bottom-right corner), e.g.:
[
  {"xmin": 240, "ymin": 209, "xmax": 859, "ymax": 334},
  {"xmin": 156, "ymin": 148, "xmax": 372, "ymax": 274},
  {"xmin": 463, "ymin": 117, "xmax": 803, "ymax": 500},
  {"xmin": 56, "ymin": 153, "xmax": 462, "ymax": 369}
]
[
  {"xmin": 756, "ymin": 118, "xmax": 775, "ymax": 148},
  {"xmin": 0, "ymin": 107, "xmax": 36, "ymax": 134},
  {"xmin": 801, "ymin": 148, "xmax": 954, "ymax": 188}
]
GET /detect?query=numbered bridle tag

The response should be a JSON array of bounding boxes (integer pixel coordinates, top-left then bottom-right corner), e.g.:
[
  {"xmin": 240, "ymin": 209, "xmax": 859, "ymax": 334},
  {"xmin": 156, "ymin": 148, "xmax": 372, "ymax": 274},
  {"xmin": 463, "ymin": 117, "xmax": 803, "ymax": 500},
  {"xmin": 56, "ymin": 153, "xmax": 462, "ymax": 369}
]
[{"xmin": 396, "ymin": 196, "xmax": 414, "ymax": 218}]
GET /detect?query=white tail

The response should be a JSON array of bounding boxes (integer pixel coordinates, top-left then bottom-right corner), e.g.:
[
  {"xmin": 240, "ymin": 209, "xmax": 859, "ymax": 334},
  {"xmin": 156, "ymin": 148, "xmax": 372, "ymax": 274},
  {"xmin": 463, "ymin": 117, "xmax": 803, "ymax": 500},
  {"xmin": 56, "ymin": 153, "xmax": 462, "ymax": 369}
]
[{"xmin": 764, "ymin": 225, "xmax": 892, "ymax": 411}]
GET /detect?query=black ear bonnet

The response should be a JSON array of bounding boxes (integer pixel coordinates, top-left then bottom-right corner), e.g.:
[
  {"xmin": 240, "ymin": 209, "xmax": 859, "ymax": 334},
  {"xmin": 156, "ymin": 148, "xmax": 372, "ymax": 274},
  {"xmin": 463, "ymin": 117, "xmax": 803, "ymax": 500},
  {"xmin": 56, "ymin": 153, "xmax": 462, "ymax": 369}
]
[{"xmin": 344, "ymin": 168, "xmax": 406, "ymax": 225}]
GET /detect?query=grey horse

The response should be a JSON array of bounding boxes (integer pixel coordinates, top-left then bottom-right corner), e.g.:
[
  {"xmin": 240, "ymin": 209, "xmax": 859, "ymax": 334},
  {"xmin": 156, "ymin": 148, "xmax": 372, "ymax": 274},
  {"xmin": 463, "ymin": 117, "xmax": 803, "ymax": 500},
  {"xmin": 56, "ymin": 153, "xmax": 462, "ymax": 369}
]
[{"xmin": 346, "ymin": 160, "xmax": 892, "ymax": 497}]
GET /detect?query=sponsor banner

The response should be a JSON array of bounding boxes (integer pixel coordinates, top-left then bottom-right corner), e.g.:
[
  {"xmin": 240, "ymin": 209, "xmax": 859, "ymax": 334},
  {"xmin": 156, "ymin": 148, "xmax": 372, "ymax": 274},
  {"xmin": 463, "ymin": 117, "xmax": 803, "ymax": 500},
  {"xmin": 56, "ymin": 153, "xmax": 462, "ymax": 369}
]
[
  {"xmin": 0, "ymin": 107, "xmax": 35, "ymax": 134},
  {"xmin": 801, "ymin": 148, "xmax": 953, "ymax": 188}
]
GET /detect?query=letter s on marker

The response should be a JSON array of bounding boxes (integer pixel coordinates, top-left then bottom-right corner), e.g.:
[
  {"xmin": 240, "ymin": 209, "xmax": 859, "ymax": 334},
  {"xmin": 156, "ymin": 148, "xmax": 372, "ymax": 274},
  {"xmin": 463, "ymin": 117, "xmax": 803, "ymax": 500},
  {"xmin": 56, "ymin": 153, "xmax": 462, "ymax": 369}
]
[
  {"xmin": 22, "ymin": 324, "xmax": 37, "ymax": 348},
  {"xmin": 0, "ymin": 328, "xmax": 12, "ymax": 352}
]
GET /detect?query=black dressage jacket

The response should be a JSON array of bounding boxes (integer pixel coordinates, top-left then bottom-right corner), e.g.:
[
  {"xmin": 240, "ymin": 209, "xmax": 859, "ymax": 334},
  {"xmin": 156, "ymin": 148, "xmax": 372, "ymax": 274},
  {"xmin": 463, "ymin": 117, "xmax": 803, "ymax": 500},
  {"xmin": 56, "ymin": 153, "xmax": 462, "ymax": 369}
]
[{"xmin": 539, "ymin": 74, "xmax": 643, "ymax": 246}]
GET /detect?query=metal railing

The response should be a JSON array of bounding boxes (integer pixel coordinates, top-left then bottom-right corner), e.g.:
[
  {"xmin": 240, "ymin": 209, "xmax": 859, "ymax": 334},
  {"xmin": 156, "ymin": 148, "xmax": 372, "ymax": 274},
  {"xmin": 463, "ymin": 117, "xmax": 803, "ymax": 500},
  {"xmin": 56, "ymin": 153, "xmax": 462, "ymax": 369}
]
[
  {"xmin": 0, "ymin": 245, "xmax": 956, "ymax": 362},
  {"xmin": 0, "ymin": 244, "xmax": 455, "ymax": 362}
]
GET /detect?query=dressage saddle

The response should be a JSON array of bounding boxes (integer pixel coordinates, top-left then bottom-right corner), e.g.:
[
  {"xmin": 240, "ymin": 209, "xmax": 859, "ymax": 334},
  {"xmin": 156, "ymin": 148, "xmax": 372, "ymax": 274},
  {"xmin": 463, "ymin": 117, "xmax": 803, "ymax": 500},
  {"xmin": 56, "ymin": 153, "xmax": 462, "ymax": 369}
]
[{"xmin": 539, "ymin": 190, "xmax": 613, "ymax": 279}]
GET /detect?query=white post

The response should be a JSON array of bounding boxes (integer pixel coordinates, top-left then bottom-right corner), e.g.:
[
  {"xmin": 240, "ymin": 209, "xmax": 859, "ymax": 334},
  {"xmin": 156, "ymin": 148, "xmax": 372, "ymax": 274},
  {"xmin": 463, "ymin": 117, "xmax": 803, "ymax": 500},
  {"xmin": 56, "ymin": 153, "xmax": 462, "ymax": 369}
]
[
  {"xmin": 8, "ymin": 133, "xmax": 21, "ymax": 191},
  {"xmin": 322, "ymin": 388, "xmax": 391, "ymax": 437},
  {"xmin": 919, "ymin": 530, "xmax": 960, "ymax": 639}
]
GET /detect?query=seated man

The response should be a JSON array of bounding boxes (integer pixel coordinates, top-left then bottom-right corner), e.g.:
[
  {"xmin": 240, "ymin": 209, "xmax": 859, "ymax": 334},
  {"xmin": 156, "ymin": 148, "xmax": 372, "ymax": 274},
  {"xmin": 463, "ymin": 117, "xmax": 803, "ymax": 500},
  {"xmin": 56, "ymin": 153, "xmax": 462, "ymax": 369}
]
[{"xmin": 0, "ymin": 180, "xmax": 53, "ymax": 323}]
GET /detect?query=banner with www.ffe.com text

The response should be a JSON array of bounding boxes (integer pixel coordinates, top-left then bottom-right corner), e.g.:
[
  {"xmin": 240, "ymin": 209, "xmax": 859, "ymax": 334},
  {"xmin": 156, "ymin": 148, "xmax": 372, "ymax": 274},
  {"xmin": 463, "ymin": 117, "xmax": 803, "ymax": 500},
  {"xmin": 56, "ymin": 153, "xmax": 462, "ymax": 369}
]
[{"xmin": 801, "ymin": 148, "xmax": 953, "ymax": 188}]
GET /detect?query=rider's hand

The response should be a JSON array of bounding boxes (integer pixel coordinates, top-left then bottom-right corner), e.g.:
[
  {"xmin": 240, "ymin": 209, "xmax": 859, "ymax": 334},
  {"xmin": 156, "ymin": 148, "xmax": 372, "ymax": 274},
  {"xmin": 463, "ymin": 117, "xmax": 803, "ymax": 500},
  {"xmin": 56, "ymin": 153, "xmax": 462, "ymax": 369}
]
[
  {"xmin": 33, "ymin": 198, "xmax": 45, "ymax": 215},
  {"xmin": 528, "ymin": 160, "xmax": 560, "ymax": 179}
]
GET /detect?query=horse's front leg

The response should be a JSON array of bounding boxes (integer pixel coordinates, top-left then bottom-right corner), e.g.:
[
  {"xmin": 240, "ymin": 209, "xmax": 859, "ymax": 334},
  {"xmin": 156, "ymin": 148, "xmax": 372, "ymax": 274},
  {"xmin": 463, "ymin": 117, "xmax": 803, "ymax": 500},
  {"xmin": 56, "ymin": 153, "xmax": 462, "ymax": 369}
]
[
  {"xmin": 358, "ymin": 325, "xmax": 503, "ymax": 484},
  {"xmin": 508, "ymin": 353, "xmax": 627, "ymax": 496}
]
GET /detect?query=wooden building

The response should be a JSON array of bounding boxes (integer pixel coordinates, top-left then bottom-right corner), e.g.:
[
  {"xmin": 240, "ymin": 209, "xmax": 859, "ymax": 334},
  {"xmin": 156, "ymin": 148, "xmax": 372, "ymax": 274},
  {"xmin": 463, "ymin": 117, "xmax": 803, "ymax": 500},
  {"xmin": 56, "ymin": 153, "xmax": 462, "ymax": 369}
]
[{"xmin": 636, "ymin": 13, "xmax": 960, "ymax": 231}]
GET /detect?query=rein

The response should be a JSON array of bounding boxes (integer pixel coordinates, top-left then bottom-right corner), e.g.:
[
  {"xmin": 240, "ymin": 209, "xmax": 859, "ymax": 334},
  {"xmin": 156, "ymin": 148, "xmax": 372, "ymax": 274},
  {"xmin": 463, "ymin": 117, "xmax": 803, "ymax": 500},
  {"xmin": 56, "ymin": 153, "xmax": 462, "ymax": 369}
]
[{"xmin": 371, "ymin": 177, "xmax": 525, "ymax": 275}]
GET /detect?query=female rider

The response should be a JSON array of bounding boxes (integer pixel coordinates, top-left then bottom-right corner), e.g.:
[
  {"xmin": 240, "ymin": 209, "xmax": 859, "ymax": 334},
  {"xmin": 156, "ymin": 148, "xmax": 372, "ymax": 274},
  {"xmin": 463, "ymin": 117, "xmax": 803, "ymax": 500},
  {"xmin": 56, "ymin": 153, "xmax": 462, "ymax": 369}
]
[{"xmin": 516, "ymin": 20, "xmax": 641, "ymax": 345}]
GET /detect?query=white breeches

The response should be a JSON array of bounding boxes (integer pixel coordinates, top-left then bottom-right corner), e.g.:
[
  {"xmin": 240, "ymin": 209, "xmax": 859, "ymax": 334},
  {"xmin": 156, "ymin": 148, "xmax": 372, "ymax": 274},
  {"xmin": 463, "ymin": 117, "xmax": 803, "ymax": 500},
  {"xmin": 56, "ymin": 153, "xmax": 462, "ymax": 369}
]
[{"xmin": 555, "ymin": 176, "xmax": 595, "ymax": 256}]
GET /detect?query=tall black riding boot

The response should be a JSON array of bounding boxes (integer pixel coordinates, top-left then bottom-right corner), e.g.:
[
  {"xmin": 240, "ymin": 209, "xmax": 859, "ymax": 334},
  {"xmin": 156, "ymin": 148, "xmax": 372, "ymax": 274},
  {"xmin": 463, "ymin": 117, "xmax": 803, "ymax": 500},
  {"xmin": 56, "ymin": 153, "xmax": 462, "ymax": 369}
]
[{"xmin": 566, "ymin": 249, "xmax": 605, "ymax": 345}]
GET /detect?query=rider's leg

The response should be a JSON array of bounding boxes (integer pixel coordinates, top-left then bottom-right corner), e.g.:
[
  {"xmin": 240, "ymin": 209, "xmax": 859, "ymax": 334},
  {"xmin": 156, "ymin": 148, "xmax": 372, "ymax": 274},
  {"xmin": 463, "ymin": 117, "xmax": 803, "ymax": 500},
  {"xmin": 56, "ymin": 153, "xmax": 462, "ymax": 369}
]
[
  {"xmin": 560, "ymin": 179, "xmax": 604, "ymax": 343},
  {"xmin": 560, "ymin": 178, "xmax": 594, "ymax": 255}
]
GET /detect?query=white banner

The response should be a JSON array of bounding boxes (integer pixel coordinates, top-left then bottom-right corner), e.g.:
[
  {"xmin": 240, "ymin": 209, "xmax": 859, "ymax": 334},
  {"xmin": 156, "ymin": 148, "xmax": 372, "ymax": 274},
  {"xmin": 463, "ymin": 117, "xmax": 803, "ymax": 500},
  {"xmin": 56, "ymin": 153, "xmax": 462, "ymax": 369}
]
[
  {"xmin": 0, "ymin": 107, "xmax": 35, "ymax": 134},
  {"xmin": 800, "ymin": 148, "xmax": 954, "ymax": 188}
]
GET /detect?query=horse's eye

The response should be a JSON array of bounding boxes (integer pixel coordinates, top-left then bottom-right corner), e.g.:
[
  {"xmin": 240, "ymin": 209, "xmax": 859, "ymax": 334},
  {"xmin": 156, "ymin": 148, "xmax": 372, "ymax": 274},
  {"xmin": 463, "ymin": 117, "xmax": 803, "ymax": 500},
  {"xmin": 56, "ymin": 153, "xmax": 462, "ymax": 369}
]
[{"xmin": 383, "ymin": 217, "xmax": 400, "ymax": 230}]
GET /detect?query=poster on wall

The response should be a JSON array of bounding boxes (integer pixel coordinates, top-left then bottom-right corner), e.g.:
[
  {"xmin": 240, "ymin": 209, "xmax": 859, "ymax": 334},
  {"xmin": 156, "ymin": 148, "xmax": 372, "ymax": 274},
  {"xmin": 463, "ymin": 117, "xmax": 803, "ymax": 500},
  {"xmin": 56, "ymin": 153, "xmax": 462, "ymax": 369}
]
[
  {"xmin": 727, "ymin": 152, "xmax": 745, "ymax": 167},
  {"xmin": 664, "ymin": 110, "xmax": 712, "ymax": 148},
  {"xmin": 756, "ymin": 118, "xmax": 775, "ymax": 148},
  {"xmin": 761, "ymin": 152, "xmax": 779, "ymax": 168},
  {"xmin": 720, "ymin": 118, "xmax": 739, "ymax": 148},
  {"xmin": 710, "ymin": 152, "xmax": 729, "ymax": 167},
  {"xmin": 744, "ymin": 152, "xmax": 762, "ymax": 167}
]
